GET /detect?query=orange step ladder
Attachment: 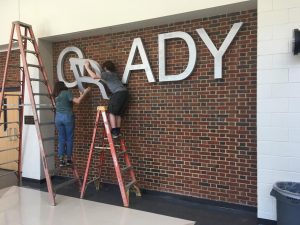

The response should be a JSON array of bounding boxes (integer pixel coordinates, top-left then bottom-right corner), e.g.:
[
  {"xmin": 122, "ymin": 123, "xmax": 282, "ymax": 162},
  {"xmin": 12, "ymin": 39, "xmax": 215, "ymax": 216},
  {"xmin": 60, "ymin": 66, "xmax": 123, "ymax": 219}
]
[
  {"xmin": 80, "ymin": 106, "xmax": 141, "ymax": 207},
  {"xmin": 0, "ymin": 21, "xmax": 81, "ymax": 205}
]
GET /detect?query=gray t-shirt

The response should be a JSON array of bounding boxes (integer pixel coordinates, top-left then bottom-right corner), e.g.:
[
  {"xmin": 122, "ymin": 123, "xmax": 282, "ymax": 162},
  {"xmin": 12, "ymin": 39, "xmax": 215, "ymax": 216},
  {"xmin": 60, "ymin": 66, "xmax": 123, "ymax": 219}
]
[
  {"xmin": 101, "ymin": 71, "xmax": 126, "ymax": 94},
  {"xmin": 55, "ymin": 90, "xmax": 73, "ymax": 114}
]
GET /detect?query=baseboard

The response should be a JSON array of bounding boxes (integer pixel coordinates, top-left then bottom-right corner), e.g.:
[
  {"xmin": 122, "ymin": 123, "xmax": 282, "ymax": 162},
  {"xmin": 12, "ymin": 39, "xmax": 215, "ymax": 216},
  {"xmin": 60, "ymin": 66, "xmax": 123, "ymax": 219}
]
[
  {"xmin": 257, "ymin": 218, "xmax": 276, "ymax": 225},
  {"xmin": 22, "ymin": 177, "xmax": 46, "ymax": 184}
]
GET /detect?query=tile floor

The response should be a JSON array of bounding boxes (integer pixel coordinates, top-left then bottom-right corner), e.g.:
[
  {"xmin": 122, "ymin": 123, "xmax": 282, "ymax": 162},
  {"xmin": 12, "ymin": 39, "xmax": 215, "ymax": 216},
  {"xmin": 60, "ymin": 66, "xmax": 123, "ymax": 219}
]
[
  {"xmin": 0, "ymin": 186, "xmax": 194, "ymax": 225},
  {"xmin": 0, "ymin": 172, "xmax": 265, "ymax": 225}
]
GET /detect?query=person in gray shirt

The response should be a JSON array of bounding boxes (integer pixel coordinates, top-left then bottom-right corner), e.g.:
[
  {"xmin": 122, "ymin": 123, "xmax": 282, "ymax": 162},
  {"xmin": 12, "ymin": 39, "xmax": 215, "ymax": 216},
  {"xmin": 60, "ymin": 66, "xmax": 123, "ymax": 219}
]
[{"xmin": 85, "ymin": 60, "xmax": 129, "ymax": 138}]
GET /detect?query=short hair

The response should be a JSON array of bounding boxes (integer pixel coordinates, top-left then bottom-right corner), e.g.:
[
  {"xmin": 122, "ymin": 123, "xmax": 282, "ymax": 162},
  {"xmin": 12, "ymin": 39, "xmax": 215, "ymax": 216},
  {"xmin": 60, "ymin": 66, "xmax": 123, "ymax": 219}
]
[
  {"xmin": 102, "ymin": 60, "xmax": 116, "ymax": 72},
  {"xmin": 53, "ymin": 81, "xmax": 68, "ymax": 97}
]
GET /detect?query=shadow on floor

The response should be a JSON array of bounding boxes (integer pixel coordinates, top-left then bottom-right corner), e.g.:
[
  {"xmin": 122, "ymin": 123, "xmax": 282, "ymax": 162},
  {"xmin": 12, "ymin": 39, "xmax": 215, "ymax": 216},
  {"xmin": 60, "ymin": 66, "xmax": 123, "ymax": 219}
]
[
  {"xmin": 23, "ymin": 176, "xmax": 259, "ymax": 225},
  {"xmin": 1, "ymin": 173, "xmax": 274, "ymax": 225}
]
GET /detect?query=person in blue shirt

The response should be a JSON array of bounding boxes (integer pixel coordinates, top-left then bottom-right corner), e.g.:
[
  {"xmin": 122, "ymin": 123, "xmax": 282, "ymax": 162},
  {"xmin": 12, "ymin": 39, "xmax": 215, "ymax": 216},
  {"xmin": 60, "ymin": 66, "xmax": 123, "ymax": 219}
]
[
  {"xmin": 53, "ymin": 81, "xmax": 90, "ymax": 167},
  {"xmin": 84, "ymin": 60, "xmax": 129, "ymax": 138}
]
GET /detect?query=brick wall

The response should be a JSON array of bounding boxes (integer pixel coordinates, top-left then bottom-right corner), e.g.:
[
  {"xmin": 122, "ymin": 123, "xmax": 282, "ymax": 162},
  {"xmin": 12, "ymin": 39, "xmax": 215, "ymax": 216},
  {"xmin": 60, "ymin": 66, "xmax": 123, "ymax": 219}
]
[
  {"xmin": 0, "ymin": 50, "xmax": 20, "ymax": 89},
  {"xmin": 53, "ymin": 10, "xmax": 257, "ymax": 206}
]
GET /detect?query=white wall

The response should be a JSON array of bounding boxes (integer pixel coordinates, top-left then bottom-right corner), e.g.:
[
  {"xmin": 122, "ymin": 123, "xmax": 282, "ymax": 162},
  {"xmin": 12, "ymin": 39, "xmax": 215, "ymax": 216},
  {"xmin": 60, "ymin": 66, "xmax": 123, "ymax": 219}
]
[
  {"xmin": 257, "ymin": 0, "xmax": 300, "ymax": 220},
  {"xmin": 1, "ymin": 0, "xmax": 254, "ymax": 45}
]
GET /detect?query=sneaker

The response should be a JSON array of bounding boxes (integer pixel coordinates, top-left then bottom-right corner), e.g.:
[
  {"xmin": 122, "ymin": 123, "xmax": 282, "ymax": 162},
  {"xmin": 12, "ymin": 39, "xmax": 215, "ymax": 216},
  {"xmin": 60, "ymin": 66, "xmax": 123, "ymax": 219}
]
[
  {"xmin": 111, "ymin": 129, "xmax": 119, "ymax": 139},
  {"xmin": 66, "ymin": 159, "xmax": 73, "ymax": 167},
  {"xmin": 59, "ymin": 159, "xmax": 65, "ymax": 167},
  {"xmin": 112, "ymin": 133, "xmax": 119, "ymax": 139}
]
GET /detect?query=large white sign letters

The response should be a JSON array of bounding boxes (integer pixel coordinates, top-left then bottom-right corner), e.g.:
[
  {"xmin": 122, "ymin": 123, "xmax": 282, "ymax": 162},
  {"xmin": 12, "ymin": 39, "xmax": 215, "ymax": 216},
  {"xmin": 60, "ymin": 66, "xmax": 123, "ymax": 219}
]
[{"xmin": 57, "ymin": 22, "xmax": 243, "ymax": 99}]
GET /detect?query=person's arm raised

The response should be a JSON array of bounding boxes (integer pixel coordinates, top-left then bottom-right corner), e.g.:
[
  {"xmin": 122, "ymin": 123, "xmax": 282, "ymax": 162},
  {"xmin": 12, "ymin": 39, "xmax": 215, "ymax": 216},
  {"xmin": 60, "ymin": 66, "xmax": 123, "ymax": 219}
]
[
  {"xmin": 85, "ymin": 61, "xmax": 101, "ymax": 79},
  {"xmin": 73, "ymin": 87, "xmax": 91, "ymax": 104}
]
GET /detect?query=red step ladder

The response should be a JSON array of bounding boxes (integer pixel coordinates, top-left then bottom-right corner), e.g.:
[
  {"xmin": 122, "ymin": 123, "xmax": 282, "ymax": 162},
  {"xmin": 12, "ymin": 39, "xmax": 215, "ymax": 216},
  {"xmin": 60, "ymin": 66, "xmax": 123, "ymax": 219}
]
[
  {"xmin": 0, "ymin": 21, "xmax": 81, "ymax": 205},
  {"xmin": 80, "ymin": 106, "xmax": 141, "ymax": 207}
]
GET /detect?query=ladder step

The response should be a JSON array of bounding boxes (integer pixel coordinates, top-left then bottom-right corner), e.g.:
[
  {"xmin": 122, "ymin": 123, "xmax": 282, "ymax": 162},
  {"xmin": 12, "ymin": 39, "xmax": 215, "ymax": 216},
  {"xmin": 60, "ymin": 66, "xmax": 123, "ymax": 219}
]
[
  {"xmin": 0, "ymin": 135, "xmax": 19, "ymax": 139},
  {"xmin": 125, "ymin": 180, "xmax": 137, "ymax": 191},
  {"xmin": 42, "ymin": 137, "xmax": 55, "ymax": 142},
  {"xmin": 0, "ymin": 121, "xmax": 19, "ymax": 126},
  {"xmin": 40, "ymin": 122, "xmax": 55, "ymax": 126},
  {"xmin": 0, "ymin": 147, "xmax": 18, "ymax": 153},
  {"xmin": 12, "ymin": 38, "xmax": 18, "ymax": 42},
  {"xmin": 0, "ymin": 159, "xmax": 18, "ymax": 166},
  {"xmin": 0, "ymin": 170, "xmax": 18, "ymax": 178},
  {"xmin": 36, "ymin": 107, "xmax": 53, "ymax": 111},
  {"xmin": 121, "ymin": 165, "xmax": 132, "ymax": 173},
  {"xmin": 14, "ymin": 21, "xmax": 32, "ymax": 28},
  {"xmin": 54, "ymin": 178, "xmax": 77, "ymax": 192},
  {"xmin": 21, "ymin": 35, "xmax": 34, "ymax": 41},
  {"xmin": 24, "ymin": 49, "xmax": 37, "ymax": 55},
  {"xmin": 27, "ymin": 64, "xmax": 41, "ymax": 68}
]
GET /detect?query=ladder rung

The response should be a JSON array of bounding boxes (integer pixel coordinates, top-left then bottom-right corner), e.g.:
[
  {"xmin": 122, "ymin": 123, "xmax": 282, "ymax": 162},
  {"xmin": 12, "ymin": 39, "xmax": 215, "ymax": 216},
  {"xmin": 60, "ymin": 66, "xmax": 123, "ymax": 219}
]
[
  {"xmin": 117, "ymin": 150, "xmax": 127, "ymax": 156},
  {"xmin": 0, "ymin": 135, "xmax": 19, "ymax": 139},
  {"xmin": 27, "ymin": 64, "xmax": 41, "ymax": 68},
  {"xmin": 33, "ymin": 93, "xmax": 50, "ymax": 97},
  {"xmin": 125, "ymin": 180, "xmax": 137, "ymax": 191},
  {"xmin": 12, "ymin": 38, "xmax": 18, "ymax": 42},
  {"xmin": 1, "ymin": 108, "xmax": 20, "ymax": 111},
  {"xmin": 5, "ymin": 79, "xmax": 22, "ymax": 83},
  {"xmin": 121, "ymin": 165, "xmax": 132, "ymax": 173},
  {"xmin": 0, "ymin": 121, "xmax": 19, "ymax": 126},
  {"xmin": 21, "ymin": 35, "xmax": 34, "ymax": 41},
  {"xmin": 54, "ymin": 178, "xmax": 77, "ymax": 192},
  {"xmin": 4, "ymin": 93, "xmax": 21, "ymax": 96},
  {"xmin": 36, "ymin": 107, "xmax": 53, "ymax": 111},
  {"xmin": 0, "ymin": 159, "xmax": 18, "ymax": 166},
  {"xmin": 0, "ymin": 170, "xmax": 18, "ymax": 178},
  {"xmin": 40, "ymin": 122, "xmax": 55, "ymax": 126},
  {"xmin": 0, "ymin": 147, "xmax": 18, "ymax": 153},
  {"xmin": 24, "ymin": 49, "xmax": 37, "ymax": 55},
  {"xmin": 42, "ymin": 137, "xmax": 55, "ymax": 142},
  {"xmin": 29, "ymin": 78, "xmax": 46, "ymax": 83}
]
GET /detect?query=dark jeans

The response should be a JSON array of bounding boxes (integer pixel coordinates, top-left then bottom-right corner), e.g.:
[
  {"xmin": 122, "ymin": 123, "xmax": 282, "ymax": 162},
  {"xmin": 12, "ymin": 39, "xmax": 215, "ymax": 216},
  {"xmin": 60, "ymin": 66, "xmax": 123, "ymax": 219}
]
[{"xmin": 55, "ymin": 112, "xmax": 75, "ymax": 159}]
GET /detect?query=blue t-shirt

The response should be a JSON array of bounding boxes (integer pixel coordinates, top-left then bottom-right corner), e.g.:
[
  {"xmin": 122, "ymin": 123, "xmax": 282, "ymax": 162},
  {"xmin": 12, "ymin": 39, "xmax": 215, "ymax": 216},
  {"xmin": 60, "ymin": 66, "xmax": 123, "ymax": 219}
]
[{"xmin": 55, "ymin": 90, "xmax": 73, "ymax": 114}]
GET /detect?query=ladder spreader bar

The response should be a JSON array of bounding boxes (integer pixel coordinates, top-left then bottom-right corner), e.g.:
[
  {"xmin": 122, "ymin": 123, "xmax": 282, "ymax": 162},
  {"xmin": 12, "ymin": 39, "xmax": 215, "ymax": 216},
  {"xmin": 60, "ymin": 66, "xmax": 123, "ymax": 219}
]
[
  {"xmin": 121, "ymin": 166, "xmax": 132, "ymax": 173},
  {"xmin": 125, "ymin": 180, "xmax": 137, "ymax": 191}
]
